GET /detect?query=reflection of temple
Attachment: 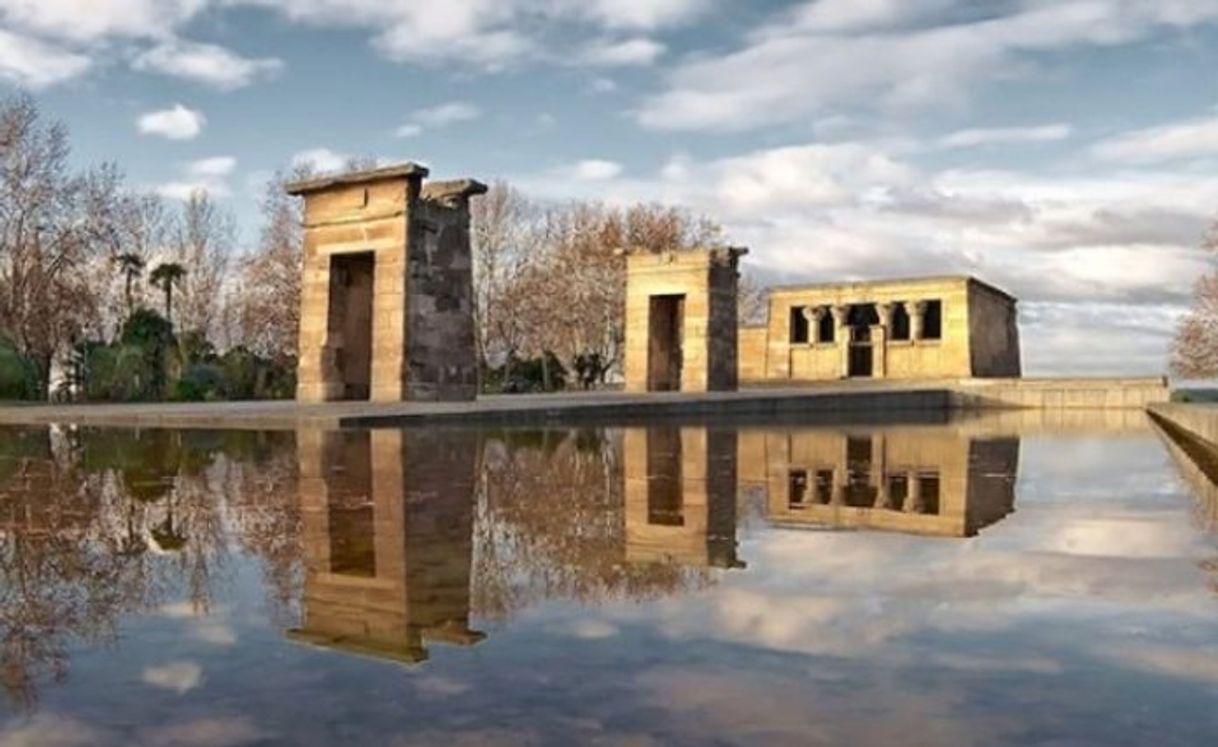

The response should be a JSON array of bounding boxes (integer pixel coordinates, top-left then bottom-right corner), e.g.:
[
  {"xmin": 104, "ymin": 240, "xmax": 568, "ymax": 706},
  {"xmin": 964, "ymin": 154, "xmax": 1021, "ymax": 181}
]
[
  {"xmin": 623, "ymin": 427, "xmax": 744, "ymax": 569},
  {"xmin": 288, "ymin": 429, "xmax": 484, "ymax": 663},
  {"xmin": 744, "ymin": 428, "xmax": 1018, "ymax": 537}
]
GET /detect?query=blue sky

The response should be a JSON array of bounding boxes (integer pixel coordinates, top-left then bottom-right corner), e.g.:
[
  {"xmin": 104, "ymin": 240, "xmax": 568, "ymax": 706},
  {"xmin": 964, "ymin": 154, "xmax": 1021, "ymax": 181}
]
[{"xmin": 3, "ymin": 0, "xmax": 1218, "ymax": 375}]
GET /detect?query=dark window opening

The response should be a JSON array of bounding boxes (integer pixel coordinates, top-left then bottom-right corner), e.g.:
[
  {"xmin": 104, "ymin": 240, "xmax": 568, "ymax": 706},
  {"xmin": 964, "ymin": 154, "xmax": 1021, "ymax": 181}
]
[
  {"xmin": 817, "ymin": 308, "xmax": 835, "ymax": 343},
  {"xmin": 922, "ymin": 300, "xmax": 942, "ymax": 340},
  {"xmin": 918, "ymin": 473, "xmax": 941, "ymax": 514},
  {"xmin": 790, "ymin": 307, "xmax": 810, "ymax": 343},
  {"xmin": 846, "ymin": 303, "xmax": 879, "ymax": 328},
  {"xmin": 886, "ymin": 474, "xmax": 909, "ymax": 510},
  {"xmin": 891, "ymin": 303, "xmax": 911, "ymax": 340},
  {"xmin": 788, "ymin": 470, "xmax": 808, "ymax": 509}
]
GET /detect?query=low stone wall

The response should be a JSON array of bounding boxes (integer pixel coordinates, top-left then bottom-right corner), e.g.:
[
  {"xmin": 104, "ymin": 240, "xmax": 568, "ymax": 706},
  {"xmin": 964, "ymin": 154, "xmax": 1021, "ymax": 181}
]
[
  {"xmin": 950, "ymin": 376, "xmax": 1170, "ymax": 410},
  {"xmin": 1148, "ymin": 404, "xmax": 1218, "ymax": 451}
]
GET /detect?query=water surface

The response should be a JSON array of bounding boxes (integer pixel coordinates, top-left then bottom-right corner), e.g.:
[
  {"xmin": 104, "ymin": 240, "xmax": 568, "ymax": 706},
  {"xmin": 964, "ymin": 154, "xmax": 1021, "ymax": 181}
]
[{"xmin": 0, "ymin": 411, "xmax": 1216, "ymax": 745}]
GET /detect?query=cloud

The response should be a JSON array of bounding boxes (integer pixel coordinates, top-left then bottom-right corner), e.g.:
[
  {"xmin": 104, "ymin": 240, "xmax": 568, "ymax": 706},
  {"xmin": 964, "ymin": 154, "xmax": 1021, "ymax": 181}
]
[
  {"xmin": 636, "ymin": 1, "xmax": 1218, "ymax": 131},
  {"xmin": 133, "ymin": 39, "xmax": 283, "ymax": 89},
  {"xmin": 395, "ymin": 101, "xmax": 481, "ymax": 137},
  {"xmin": 143, "ymin": 661, "xmax": 204, "ymax": 694},
  {"xmin": 0, "ymin": 28, "xmax": 90, "ymax": 88},
  {"xmin": 578, "ymin": 37, "xmax": 665, "ymax": 66},
  {"xmin": 937, "ymin": 123, "xmax": 1073, "ymax": 149},
  {"xmin": 569, "ymin": 159, "xmax": 624, "ymax": 181},
  {"xmin": 291, "ymin": 147, "xmax": 350, "ymax": 172},
  {"xmin": 157, "ymin": 156, "xmax": 237, "ymax": 200},
  {"xmin": 230, "ymin": 0, "xmax": 708, "ymax": 70},
  {"xmin": 137, "ymin": 103, "xmax": 206, "ymax": 140},
  {"xmin": 0, "ymin": 0, "xmax": 201, "ymax": 43},
  {"xmin": 1092, "ymin": 115, "xmax": 1218, "ymax": 163}
]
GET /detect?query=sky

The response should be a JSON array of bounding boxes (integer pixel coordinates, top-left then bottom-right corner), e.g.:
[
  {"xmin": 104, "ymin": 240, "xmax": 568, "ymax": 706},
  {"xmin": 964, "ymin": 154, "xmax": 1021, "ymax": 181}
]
[{"xmin": 1, "ymin": 0, "xmax": 1217, "ymax": 376}]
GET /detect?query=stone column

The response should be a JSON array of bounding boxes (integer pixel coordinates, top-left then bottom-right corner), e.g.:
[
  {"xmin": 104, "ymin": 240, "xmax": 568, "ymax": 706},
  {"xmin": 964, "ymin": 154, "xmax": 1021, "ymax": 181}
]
[
  {"xmin": 904, "ymin": 471, "xmax": 923, "ymax": 513},
  {"xmin": 874, "ymin": 302, "xmax": 893, "ymax": 378},
  {"xmin": 911, "ymin": 301, "xmax": 927, "ymax": 341},
  {"xmin": 871, "ymin": 436, "xmax": 888, "ymax": 509},
  {"xmin": 831, "ymin": 305, "xmax": 850, "ymax": 378},
  {"xmin": 802, "ymin": 306, "xmax": 822, "ymax": 345}
]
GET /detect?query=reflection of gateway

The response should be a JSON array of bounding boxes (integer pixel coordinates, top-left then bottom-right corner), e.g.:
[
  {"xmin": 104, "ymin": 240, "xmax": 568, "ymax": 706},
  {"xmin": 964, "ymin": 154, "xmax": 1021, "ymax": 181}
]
[
  {"xmin": 624, "ymin": 427, "xmax": 745, "ymax": 569},
  {"xmin": 760, "ymin": 429, "xmax": 1018, "ymax": 537},
  {"xmin": 287, "ymin": 429, "xmax": 484, "ymax": 664}
]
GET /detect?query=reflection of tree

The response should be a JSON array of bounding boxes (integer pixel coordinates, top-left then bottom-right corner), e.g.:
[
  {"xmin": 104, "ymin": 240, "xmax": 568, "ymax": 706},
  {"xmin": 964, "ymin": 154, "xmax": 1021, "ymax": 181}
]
[
  {"xmin": 471, "ymin": 428, "xmax": 709, "ymax": 621},
  {"xmin": 0, "ymin": 425, "xmax": 303, "ymax": 707}
]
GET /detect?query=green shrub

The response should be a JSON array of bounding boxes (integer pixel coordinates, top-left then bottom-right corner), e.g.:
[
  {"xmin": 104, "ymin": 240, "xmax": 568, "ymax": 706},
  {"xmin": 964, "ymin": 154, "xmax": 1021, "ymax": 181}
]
[
  {"xmin": 171, "ymin": 363, "xmax": 225, "ymax": 402},
  {"xmin": 0, "ymin": 339, "xmax": 41, "ymax": 401}
]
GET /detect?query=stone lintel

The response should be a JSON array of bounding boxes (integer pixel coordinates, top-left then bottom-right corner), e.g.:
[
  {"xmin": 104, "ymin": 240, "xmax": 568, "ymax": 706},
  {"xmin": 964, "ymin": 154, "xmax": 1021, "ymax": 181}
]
[
  {"xmin": 421, "ymin": 179, "xmax": 490, "ymax": 205},
  {"xmin": 286, "ymin": 162, "xmax": 430, "ymax": 196}
]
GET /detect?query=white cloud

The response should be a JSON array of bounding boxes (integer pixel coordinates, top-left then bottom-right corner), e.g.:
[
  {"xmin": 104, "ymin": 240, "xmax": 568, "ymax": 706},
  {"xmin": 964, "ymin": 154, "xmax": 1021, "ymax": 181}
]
[
  {"xmin": 587, "ymin": 76, "xmax": 618, "ymax": 94},
  {"xmin": 142, "ymin": 661, "xmax": 204, "ymax": 694},
  {"xmin": 0, "ymin": 0, "xmax": 203, "ymax": 42},
  {"xmin": 938, "ymin": 123, "xmax": 1073, "ymax": 149},
  {"xmin": 133, "ymin": 39, "xmax": 283, "ymax": 89},
  {"xmin": 137, "ymin": 103, "xmax": 206, "ymax": 140},
  {"xmin": 291, "ymin": 147, "xmax": 350, "ymax": 172},
  {"xmin": 0, "ymin": 28, "xmax": 90, "ymax": 88},
  {"xmin": 1092, "ymin": 115, "xmax": 1218, "ymax": 163},
  {"xmin": 395, "ymin": 101, "xmax": 481, "ymax": 138},
  {"xmin": 157, "ymin": 156, "xmax": 237, "ymax": 200},
  {"xmin": 636, "ymin": 1, "xmax": 1218, "ymax": 131},
  {"xmin": 578, "ymin": 37, "xmax": 665, "ymax": 66},
  {"xmin": 229, "ymin": 0, "xmax": 708, "ymax": 69},
  {"xmin": 570, "ymin": 159, "xmax": 624, "ymax": 181}
]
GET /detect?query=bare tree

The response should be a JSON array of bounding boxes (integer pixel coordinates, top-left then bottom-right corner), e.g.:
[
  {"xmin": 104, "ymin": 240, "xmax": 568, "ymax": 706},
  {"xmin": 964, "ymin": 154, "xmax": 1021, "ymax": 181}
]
[
  {"xmin": 470, "ymin": 181, "xmax": 532, "ymax": 368},
  {"xmin": 234, "ymin": 167, "xmax": 311, "ymax": 360},
  {"xmin": 170, "ymin": 190, "xmax": 234, "ymax": 341},
  {"xmin": 738, "ymin": 270, "xmax": 771, "ymax": 327},
  {"xmin": 0, "ymin": 93, "xmax": 124, "ymax": 391},
  {"xmin": 1171, "ymin": 222, "xmax": 1218, "ymax": 378}
]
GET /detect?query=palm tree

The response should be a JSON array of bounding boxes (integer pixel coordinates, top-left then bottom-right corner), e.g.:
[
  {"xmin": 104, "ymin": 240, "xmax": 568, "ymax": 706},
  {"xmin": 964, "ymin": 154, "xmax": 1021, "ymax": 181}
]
[
  {"xmin": 114, "ymin": 252, "xmax": 145, "ymax": 317},
  {"xmin": 149, "ymin": 263, "xmax": 187, "ymax": 326}
]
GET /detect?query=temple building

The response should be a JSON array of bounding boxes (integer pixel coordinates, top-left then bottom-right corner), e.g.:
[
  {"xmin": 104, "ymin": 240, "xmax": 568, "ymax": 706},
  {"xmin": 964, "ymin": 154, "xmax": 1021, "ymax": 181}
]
[{"xmin": 739, "ymin": 276, "xmax": 1021, "ymax": 382}]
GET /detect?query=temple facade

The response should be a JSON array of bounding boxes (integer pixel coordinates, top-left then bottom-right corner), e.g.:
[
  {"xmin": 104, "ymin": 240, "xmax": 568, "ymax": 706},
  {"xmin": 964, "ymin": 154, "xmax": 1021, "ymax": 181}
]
[{"xmin": 739, "ymin": 276, "xmax": 1021, "ymax": 382}]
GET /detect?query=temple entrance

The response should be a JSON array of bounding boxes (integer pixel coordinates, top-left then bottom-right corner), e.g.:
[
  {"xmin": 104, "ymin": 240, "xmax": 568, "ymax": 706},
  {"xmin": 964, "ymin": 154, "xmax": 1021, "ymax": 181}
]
[
  {"xmin": 846, "ymin": 304, "xmax": 878, "ymax": 378},
  {"xmin": 648, "ymin": 295, "xmax": 685, "ymax": 391},
  {"xmin": 328, "ymin": 252, "xmax": 374, "ymax": 400}
]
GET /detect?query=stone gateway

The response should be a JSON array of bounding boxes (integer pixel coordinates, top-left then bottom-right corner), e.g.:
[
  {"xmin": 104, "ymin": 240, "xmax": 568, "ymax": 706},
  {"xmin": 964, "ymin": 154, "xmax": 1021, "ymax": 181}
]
[{"xmin": 289, "ymin": 163, "xmax": 486, "ymax": 403}]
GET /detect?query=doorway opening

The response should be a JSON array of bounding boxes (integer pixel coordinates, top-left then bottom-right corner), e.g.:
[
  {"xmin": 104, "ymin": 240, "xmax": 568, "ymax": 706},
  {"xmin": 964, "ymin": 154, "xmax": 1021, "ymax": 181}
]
[
  {"xmin": 328, "ymin": 252, "xmax": 375, "ymax": 400},
  {"xmin": 647, "ymin": 427, "xmax": 684, "ymax": 526},
  {"xmin": 846, "ymin": 304, "xmax": 878, "ymax": 378},
  {"xmin": 647, "ymin": 295, "xmax": 685, "ymax": 391}
]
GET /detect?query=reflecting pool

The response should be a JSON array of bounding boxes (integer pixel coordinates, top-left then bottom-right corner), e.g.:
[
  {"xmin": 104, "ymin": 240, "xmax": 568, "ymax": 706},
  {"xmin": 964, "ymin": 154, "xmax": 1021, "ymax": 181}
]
[{"xmin": 0, "ymin": 410, "xmax": 1217, "ymax": 745}]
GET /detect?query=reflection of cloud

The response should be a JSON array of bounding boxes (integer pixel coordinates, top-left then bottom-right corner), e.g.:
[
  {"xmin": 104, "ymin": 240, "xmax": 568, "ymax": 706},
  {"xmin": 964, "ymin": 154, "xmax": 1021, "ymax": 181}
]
[
  {"xmin": 567, "ymin": 620, "xmax": 619, "ymax": 639},
  {"xmin": 0, "ymin": 715, "xmax": 103, "ymax": 747},
  {"xmin": 193, "ymin": 621, "xmax": 237, "ymax": 646},
  {"xmin": 142, "ymin": 716, "xmax": 267, "ymax": 747},
  {"xmin": 143, "ymin": 661, "xmax": 203, "ymax": 694},
  {"xmin": 156, "ymin": 602, "xmax": 238, "ymax": 646},
  {"xmin": 634, "ymin": 668, "xmax": 1003, "ymax": 746},
  {"xmin": 412, "ymin": 675, "xmax": 471, "ymax": 697},
  {"xmin": 1095, "ymin": 644, "xmax": 1218, "ymax": 684}
]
